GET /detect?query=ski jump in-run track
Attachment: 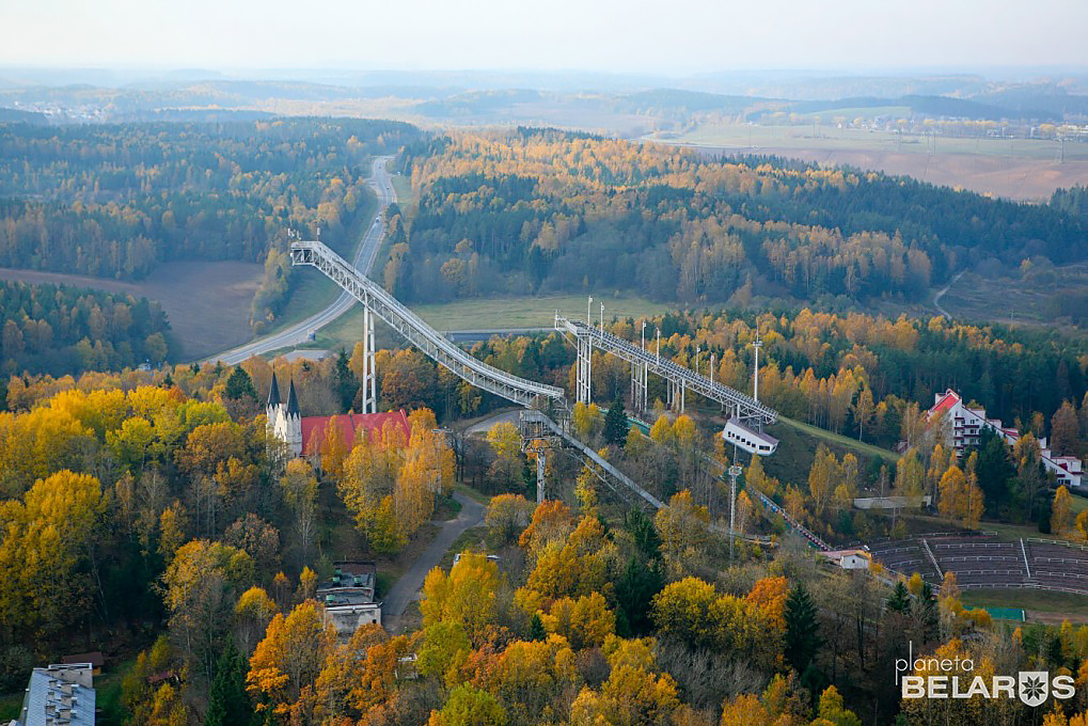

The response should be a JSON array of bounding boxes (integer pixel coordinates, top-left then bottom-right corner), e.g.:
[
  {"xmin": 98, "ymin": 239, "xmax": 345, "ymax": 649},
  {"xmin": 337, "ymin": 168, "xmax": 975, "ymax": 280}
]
[{"xmin": 289, "ymin": 238, "xmax": 825, "ymax": 548}]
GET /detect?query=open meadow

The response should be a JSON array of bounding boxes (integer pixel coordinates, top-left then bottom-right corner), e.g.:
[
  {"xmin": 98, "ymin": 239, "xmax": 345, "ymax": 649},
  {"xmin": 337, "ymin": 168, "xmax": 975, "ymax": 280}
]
[
  {"xmin": 0, "ymin": 261, "xmax": 263, "ymax": 361},
  {"xmin": 666, "ymin": 122, "xmax": 1088, "ymax": 201}
]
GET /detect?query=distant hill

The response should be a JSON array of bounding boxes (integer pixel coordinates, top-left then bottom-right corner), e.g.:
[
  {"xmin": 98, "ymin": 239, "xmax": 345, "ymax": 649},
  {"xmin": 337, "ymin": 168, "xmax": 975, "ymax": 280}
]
[
  {"xmin": 110, "ymin": 108, "xmax": 279, "ymax": 123},
  {"xmin": 615, "ymin": 88, "xmax": 768, "ymax": 114},
  {"xmin": 788, "ymin": 94, "xmax": 1059, "ymax": 121},
  {"xmin": 414, "ymin": 89, "xmax": 546, "ymax": 117},
  {"xmin": 0, "ymin": 107, "xmax": 48, "ymax": 125},
  {"xmin": 975, "ymin": 86, "xmax": 1088, "ymax": 119}
]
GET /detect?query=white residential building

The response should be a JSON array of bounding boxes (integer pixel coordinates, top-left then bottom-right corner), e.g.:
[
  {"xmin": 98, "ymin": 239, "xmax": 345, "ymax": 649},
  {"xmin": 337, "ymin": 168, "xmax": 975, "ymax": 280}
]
[{"xmin": 927, "ymin": 389, "xmax": 1083, "ymax": 488}]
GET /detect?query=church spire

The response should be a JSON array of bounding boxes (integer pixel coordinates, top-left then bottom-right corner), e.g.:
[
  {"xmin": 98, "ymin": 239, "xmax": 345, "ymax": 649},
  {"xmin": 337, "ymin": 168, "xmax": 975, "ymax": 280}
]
[
  {"xmin": 286, "ymin": 379, "xmax": 301, "ymax": 418},
  {"xmin": 267, "ymin": 371, "xmax": 281, "ymax": 408}
]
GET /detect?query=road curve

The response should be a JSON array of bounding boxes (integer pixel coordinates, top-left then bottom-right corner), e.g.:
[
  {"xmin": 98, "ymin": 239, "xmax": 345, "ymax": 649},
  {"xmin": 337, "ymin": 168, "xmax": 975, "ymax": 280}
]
[
  {"xmin": 381, "ymin": 490, "xmax": 486, "ymax": 633},
  {"xmin": 203, "ymin": 155, "xmax": 398, "ymax": 365}
]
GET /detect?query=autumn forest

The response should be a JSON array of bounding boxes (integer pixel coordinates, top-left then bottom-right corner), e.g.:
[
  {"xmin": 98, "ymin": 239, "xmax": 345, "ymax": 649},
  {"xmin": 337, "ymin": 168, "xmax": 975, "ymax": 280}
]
[{"xmin": 2, "ymin": 113, "xmax": 1088, "ymax": 726}]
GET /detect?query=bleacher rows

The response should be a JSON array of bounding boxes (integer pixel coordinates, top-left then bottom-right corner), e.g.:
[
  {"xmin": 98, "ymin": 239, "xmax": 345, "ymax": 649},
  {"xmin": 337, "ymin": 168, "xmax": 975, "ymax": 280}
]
[{"xmin": 867, "ymin": 534, "xmax": 1088, "ymax": 596}]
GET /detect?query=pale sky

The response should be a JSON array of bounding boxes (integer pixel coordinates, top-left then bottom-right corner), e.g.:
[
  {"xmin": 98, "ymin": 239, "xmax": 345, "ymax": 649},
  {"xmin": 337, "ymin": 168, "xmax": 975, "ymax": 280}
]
[{"xmin": 2, "ymin": 0, "xmax": 1086, "ymax": 74}]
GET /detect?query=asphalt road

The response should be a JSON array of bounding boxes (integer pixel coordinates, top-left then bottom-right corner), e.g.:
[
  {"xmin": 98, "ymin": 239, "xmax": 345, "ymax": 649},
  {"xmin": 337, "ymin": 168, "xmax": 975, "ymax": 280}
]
[
  {"xmin": 381, "ymin": 490, "xmax": 485, "ymax": 633},
  {"xmin": 204, "ymin": 155, "xmax": 397, "ymax": 365},
  {"xmin": 464, "ymin": 409, "xmax": 523, "ymax": 436}
]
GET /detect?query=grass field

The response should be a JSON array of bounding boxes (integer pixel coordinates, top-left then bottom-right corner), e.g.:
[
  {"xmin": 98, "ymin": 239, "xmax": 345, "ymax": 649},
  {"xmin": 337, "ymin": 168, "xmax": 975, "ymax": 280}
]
[
  {"xmin": 390, "ymin": 173, "xmax": 416, "ymax": 211},
  {"xmin": 306, "ymin": 293, "xmax": 677, "ymax": 352},
  {"xmin": 0, "ymin": 261, "xmax": 263, "ymax": 362},
  {"xmin": 665, "ymin": 123, "xmax": 1088, "ymax": 201},
  {"xmin": 935, "ymin": 261, "xmax": 1088, "ymax": 334},
  {"xmin": 672, "ymin": 122, "xmax": 1088, "ymax": 162},
  {"xmin": 961, "ymin": 588, "xmax": 1088, "ymax": 621}
]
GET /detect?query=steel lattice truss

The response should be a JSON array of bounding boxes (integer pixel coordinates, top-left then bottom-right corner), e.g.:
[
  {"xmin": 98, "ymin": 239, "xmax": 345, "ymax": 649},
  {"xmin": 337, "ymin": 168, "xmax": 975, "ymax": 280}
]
[
  {"xmin": 555, "ymin": 315, "xmax": 777, "ymax": 426},
  {"xmin": 290, "ymin": 240, "xmax": 566, "ymax": 409}
]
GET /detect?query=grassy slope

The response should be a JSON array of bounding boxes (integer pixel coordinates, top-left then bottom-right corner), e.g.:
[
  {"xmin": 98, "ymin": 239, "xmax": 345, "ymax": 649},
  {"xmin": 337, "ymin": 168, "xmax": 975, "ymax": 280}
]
[
  {"xmin": 775, "ymin": 416, "xmax": 899, "ymax": 462},
  {"xmin": 390, "ymin": 173, "xmax": 416, "ymax": 214},
  {"xmin": 758, "ymin": 415, "xmax": 897, "ymax": 491},
  {"xmin": 308, "ymin": 293, "xmax": 676, "ymax": 352}
]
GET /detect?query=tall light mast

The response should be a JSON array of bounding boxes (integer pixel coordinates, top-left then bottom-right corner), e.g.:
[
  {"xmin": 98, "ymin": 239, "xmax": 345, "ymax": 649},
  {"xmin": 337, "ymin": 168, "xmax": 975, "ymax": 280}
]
[{"xmin": 750, "ymin": 332, "xmax": 762, "ymax": 403}]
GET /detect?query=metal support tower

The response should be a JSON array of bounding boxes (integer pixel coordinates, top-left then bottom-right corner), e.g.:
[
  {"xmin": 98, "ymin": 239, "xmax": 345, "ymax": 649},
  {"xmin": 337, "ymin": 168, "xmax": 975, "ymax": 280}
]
[
  {"xmin": 751, "ymin": 333, "xmax": 762, "ymax": 404},
  {"xmin": 630, "ymin": 361, "xmax": 647, "ymax": 413},
  {"xmin": 577, "ymin": 336, "xmax": 593, "ymax": 404},
  {"xmin": 728, "ymin": 464, "xmax": 742, "ymax": 563},
  {"xmin": 667, "ymin": 380, "xmax": 685, "ymax": 412},
  {"xmin": 536, "ymin": 449, "xmax": 547, "ymax": 503},
  {"xmin": 361, "ymin": 306, "xmax": 377, "ymax": 413}
]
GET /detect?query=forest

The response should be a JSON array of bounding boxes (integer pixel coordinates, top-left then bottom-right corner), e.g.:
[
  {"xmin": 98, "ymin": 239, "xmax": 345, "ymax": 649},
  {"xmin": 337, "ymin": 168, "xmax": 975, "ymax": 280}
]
[
  {"xmin": 0, "ymin": 280, "xmax": 172, "ymax": 376},
  {"xmin": 385, "ymin": 128, "xmax": 1087, "ymax": 306},
  {"xmin": 0, "ymin": 118, "xmax": 419, "ymax": 330},
  {"xmin": 0, "ymin": 298, "xmax": 1087, "ymax": 723}
]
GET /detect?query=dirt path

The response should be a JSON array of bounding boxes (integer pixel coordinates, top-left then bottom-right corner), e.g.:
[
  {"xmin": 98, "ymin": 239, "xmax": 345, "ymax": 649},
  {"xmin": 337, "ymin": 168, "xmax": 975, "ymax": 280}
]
[
  {"xmin": 381, "ymin": 490, "xmax": 485, "ymax": 633},
  {"xmin": 933, "ymin": 270, "xmax": 966, "ymax": 320}
]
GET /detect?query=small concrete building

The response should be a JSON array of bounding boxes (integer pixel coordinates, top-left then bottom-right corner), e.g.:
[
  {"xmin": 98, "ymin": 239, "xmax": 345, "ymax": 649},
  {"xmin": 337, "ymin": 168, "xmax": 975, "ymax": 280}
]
[
  {"xmin": 820, "ymin": 549, "xmax": 872, "ymax": 570},
  {"xmin": 317, "ymin": 562, "xmax": 382, "ymax": 641}
]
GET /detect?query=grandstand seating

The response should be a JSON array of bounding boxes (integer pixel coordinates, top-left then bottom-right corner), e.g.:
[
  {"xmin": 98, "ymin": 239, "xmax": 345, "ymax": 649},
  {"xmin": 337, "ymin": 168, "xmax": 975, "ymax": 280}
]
[{"xmin": 866, "ymin": 534, "xmax": 1088, "ymax": 596}]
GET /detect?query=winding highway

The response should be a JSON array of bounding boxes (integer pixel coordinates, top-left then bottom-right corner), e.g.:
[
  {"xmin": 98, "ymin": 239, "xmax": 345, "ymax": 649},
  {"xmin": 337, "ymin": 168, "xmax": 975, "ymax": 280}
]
[{"xmin": 204, "ymin": 155, "xmax": 397, "ymax": 365}]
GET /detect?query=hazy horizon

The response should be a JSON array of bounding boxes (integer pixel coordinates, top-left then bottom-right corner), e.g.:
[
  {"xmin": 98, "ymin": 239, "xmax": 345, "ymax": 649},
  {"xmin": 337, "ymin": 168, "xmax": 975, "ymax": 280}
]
[{"xmin": 3, "ymin": 0, "xmax": 1087, "ymax": 75}]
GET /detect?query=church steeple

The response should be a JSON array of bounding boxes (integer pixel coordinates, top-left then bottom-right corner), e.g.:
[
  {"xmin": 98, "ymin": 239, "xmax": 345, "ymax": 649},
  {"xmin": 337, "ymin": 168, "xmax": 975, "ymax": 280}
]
[
  {"xmin": 267, "ymin": 373, "xmax": 303, "ymax": 459},
  {"xmin": 267, "ymin": 372, "xmax": 282, "ymax": 409},
  {"xmin": 286, "ymin": 379, "xmax": 301, "ymax": 418}
]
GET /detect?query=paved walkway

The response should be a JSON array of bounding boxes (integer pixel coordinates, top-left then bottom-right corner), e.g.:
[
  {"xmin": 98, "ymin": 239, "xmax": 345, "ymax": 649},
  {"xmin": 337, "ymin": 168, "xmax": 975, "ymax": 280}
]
[
  {"xmin": 464, "ymin": 409, "xmax": 522, "ymax": 436},
  {"xmin": 381, "ymin": 490, "xmax": 485, "ymax": 633}
]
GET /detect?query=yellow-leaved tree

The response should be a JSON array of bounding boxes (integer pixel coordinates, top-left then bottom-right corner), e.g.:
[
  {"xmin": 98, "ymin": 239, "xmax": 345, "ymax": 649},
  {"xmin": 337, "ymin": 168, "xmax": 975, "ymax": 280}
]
[
  {"xmin": 246, "ymin": 600, "xmax": 335, "ymax": 718},
  {"xmin": 1053, "ymin": 485, "xmax": 1074, "ymax": 535},
  {"xmin": 0, "ymin": 470, "xmax": 105, "ymax": 638},
  {"xmin": 421, "ymin": 552, "xmax": 501, "ymax": 645},
  {"xmin": 337, "ymin": 409, "xmax": 453, "ymax": 553}
]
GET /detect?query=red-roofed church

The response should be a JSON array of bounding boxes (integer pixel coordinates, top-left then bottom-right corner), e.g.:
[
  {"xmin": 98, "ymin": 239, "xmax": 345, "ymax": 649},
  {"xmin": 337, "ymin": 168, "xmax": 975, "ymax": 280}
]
[{"xmin": 266, "ymin": 372, "xmax": 410, "ymax": 460}]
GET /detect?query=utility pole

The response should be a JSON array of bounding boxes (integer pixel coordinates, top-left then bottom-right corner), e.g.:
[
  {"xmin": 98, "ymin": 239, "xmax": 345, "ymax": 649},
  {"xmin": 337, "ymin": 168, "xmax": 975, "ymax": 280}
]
[
  {"xmin": 694, "ymin": 345, "xmax": 700, "ymax": 376},
  {"xmin": 656, "ymin": 328, "xmax": 661, "ymax": 359},
  {"xmin": 728, "ymin": 464, "xmax": 742, "ymax": 564},
  {"xmin": 600, "ymin": 302, "xmax": 604, "ymax": 330},
  {"xmin": 641, "ymin": 320, "xmax": 646, "ymax": 349},
  {"xmin": 587, "ymin": 296, "xmax": 593, "ymax": 325}
]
